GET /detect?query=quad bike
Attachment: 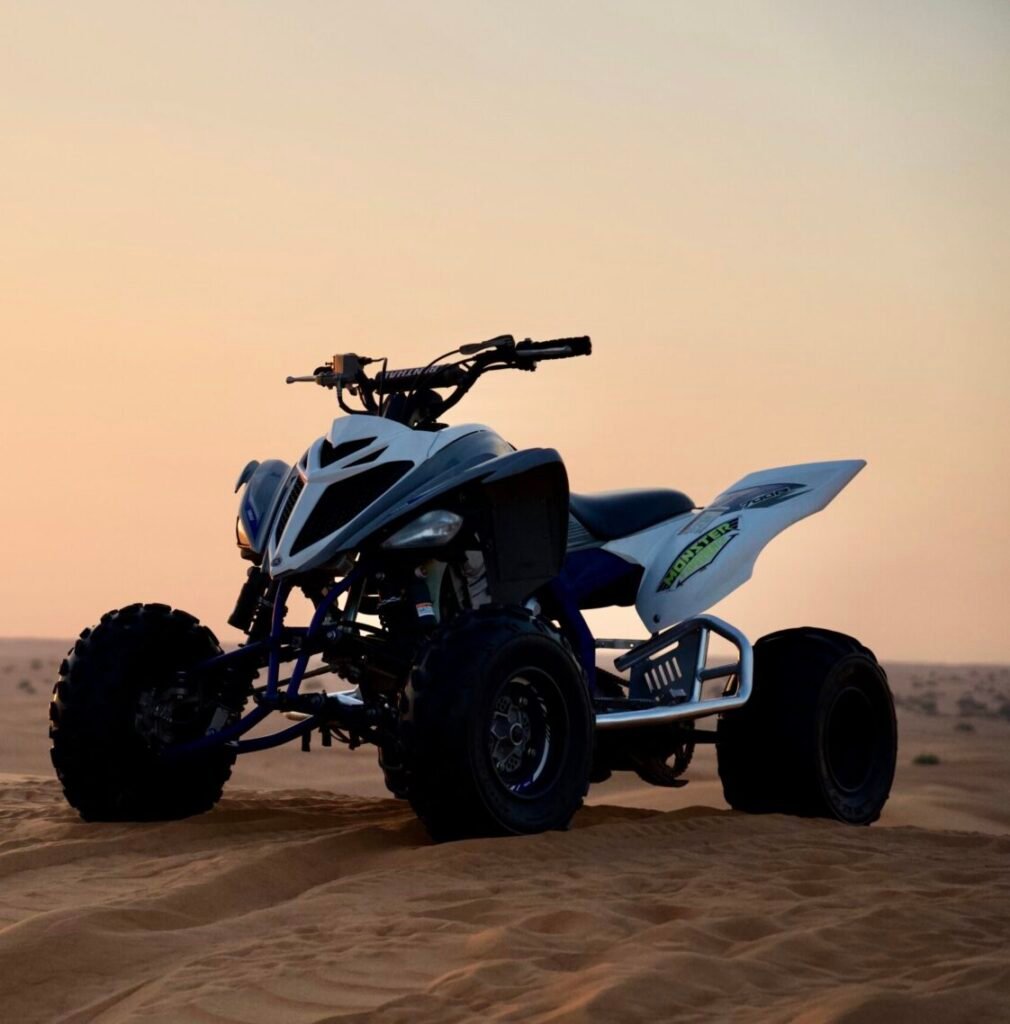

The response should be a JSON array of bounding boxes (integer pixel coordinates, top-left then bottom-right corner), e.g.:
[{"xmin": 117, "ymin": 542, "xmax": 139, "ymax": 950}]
[{"xmin": 50, "ymin": 335, "xmax": 897, "ymax": 840}]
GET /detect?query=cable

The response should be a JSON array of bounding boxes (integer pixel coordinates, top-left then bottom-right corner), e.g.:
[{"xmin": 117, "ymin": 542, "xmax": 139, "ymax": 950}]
[
  {"xmin": 377, "ymin": 357, "xmax": 388, "ymax": 417},
  {"xmin": 403, "ymin": 347, "xmax": 463, "ymax": 419}
]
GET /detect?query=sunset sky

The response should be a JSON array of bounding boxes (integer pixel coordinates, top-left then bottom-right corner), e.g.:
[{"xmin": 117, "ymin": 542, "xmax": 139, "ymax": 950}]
[{"xmin": 2, "ymin": 1, "xmax": 1008, "ymax": 661}]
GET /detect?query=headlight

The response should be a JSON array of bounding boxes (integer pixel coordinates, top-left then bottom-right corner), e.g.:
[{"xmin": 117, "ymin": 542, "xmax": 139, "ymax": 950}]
[
  {"xmin": 236, "ymin": 516, "xmax": 252, "ymax": 549},
  {"xmin": 382, "ymin": 510, "xmax": 463, "ymax": 549}
]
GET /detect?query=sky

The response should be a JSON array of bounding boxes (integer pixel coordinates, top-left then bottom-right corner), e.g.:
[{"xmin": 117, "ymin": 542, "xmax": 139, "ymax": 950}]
[{"xmin": 1, "ymin": 1, "xmax": 1008, "ymax": 661}]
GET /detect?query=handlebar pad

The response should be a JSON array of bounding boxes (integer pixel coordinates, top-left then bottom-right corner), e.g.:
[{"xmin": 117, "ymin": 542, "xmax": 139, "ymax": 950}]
[{"xmin": 374, "ymin": 364, "xmax": 467, "ymax": 392}]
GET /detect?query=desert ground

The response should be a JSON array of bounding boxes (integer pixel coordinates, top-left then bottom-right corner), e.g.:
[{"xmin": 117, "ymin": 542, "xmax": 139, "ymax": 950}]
[{"xmin": 1, "ymin": 638, "xmax": 1008, "ymax": 1023}]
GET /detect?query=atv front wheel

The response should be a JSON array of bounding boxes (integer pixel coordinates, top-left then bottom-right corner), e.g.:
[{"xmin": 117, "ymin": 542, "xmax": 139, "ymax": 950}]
[
  {"xmin": 50, "ymin": 603, "xmax": 250, "ymax": 821},
  {"xmin": 398, "ymin": 607, "xmax": 594, "ymax": 842},
  {"xmin": 716, "ymin": 627, "xmax": 897, "ymax": 824}
]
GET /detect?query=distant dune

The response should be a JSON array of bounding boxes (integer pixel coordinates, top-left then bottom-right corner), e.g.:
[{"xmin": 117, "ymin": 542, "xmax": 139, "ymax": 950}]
[{"xmin": 1, "ymin": 640, "xmax": 1008, "ymax": 1022}]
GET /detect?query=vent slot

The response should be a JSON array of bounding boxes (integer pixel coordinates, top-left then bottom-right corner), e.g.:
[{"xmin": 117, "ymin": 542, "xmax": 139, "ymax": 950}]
[
  {"xmin": 274, "ymin": 476, "xmax": 304, "ymax": 544},
  {"xmin": 319, "ymin": 437, "xmax": 375, "ymax": 467},
  {"xmin": 292, "ymin": 462, "xmax": 413, "ymax": 555},
  {"xmin": 346, "ymin": 447, "xmax": 387, "ymax": 467}
]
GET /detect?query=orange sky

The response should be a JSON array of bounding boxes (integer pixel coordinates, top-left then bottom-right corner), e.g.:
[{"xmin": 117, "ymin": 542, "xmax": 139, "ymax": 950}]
[{"xmin": 2, "ymin": 2, "xmax": 1008, "ymax": 661}]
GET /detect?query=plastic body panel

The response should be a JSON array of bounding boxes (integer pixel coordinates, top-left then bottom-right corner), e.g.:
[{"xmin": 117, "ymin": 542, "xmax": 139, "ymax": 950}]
[
  {"xmin": 261, "ymin": 419, "xmax": 495, "ymax": 575},
  {"xmin": 262, "ymin": 417, "xmax": 568, "ymax": 583},
  {"xmin": 604, "ymin": 460, "xmax": 865, "ymax": 630},
  {"xmin": 236, "ymin": 459, "xmax": 291, "ymax": 555}
]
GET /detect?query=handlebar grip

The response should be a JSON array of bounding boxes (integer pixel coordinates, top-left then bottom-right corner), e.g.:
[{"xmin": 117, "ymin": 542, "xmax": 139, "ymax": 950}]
[
  {"xmin": 514, "ymin": 336, "xmax": 592, "ymax": 360},
  {"xmin": 550, "ymin": 336, "xmax": 592, "ymax": 356}
]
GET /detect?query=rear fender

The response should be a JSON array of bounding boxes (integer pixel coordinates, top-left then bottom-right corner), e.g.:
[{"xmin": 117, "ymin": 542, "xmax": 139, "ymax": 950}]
[{"xmin": 605, "ymin": 460, "xmax": 866, "ymax": 630}]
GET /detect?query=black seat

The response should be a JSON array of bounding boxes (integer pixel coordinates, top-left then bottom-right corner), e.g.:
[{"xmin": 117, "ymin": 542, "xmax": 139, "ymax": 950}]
[{"xmin": 569, "ymin": 488, "xmax": 695, "ymax": 541}]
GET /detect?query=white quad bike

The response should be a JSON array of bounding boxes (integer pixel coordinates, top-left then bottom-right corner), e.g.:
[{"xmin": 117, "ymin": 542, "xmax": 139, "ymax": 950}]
[{"xmin": 50, "ymin": 336, "xmax": 897, "ymax": 840}]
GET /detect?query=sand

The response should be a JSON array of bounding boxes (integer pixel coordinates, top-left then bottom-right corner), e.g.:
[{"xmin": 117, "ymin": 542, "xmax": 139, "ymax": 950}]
[{"xmin": 1, "ymin": 640, "xmax": 1008, "ymax": 1023}]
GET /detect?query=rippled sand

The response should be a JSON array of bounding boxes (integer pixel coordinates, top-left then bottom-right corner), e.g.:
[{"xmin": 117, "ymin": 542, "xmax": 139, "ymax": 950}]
[{"xmin": 2, "ymin": 640, "xmax": 1008, "ymax": 1023}]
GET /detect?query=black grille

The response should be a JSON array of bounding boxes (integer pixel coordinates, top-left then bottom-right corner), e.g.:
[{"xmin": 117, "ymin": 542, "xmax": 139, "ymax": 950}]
[
  {"xmin": 319, "ymin": 437, "xmax": 375, "ymax": 467},
  {"xmin": 292, "ymin": 462, "xmax": 413, "ymax": 555},
  {"xmin": 274, "ymin": 476, "xmax": 304, "ymax": 544}
]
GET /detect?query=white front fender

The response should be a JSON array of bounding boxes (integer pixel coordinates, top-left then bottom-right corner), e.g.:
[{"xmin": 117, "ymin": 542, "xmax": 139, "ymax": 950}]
[{"xmin": 605, "ymin": 460, "xmax": 866, "ymax": 631}]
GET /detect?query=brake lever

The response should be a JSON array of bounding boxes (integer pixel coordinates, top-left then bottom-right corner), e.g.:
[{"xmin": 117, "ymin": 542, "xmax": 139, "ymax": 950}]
[{"xmin": 459, "ymin": 334, "xmax": 515, "ymax": 355}]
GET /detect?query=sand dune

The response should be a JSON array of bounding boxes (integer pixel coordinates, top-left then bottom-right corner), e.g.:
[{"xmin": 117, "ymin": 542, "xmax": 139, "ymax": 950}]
[{"xmin": 1, "ymin": 641, "xmax": 1008, "ymax": 1022}]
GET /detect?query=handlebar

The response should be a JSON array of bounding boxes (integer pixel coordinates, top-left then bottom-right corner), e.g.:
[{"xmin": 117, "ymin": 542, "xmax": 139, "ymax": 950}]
[
  {"xmin": 285, "ymin": 333, "xmax": 591, "ymax": 425},
  {"xmin": 370, "ymin": 336, "xmax": 592, "ymax": 392}
]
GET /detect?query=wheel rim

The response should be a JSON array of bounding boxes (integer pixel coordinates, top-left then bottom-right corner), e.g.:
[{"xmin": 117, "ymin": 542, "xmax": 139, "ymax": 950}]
[
  {"xmin": 824, "ymin": 684, "xmax": 876, "ymax": 793},
  {"xmin": 487, "ymin": 668, "xmax": 568, "ymax": 798}
]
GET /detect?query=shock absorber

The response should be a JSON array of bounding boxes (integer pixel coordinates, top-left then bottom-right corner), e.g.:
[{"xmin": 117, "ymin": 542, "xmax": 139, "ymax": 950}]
[
  {"xmin": 409, "ymin": 567, "xmax": 437, "ymax": 628},
  {"xmin": 375, "ymin": 565, "xmax": 439, "ymax": 636},
  {"xmin": 461, "ymin": 550, "xmax": 490, "ymax": 608},
  {"xmin": 228, "ymin": 567, "xmax": 270, "ymax": 634}
]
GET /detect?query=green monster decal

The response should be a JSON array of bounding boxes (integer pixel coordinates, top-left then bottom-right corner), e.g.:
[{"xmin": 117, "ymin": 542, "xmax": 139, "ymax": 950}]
[{"xmin": 658, "ymin": 518, "xmax": 739, "ymax": 591}]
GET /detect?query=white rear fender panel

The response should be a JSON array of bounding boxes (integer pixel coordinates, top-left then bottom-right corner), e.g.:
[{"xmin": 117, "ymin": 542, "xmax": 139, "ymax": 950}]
[{"xmin": 605, "ymin": 460, "xmax": 866, "ymax": 631}]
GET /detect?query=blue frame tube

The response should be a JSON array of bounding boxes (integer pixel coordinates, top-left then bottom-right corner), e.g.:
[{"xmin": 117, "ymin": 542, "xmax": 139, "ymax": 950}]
[
  {"xmin": 167, "ymin": 562, "xmax": 599, "ymax": 758},
  {"xmin": 164, "ymin": 568, "xmax": 365, "ymax": 759},
  {"xmin": 262, "ymin": 578, "xmax": 295, "ymax": 702},
  {"xmin": 236, "ymin": 716, "xmax": 316, "ymax": 753}
]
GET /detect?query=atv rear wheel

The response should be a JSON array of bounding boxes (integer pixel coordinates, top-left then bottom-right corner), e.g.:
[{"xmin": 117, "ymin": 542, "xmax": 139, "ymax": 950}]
[
  {"xmin": 49, "ymin": 603, "xmax": 250, "ymax": 822},
  {"xmin": 397, "ymin": 607, "xmax": 594, "ymax": 842},
  {"xmin": 716, "ymin": 627, "xmax": 896, "ymax": 824}
]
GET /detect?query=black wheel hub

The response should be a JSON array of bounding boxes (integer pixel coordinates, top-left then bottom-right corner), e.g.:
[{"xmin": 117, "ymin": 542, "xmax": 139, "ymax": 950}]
[
  {"xmin": 135, "ymin": 685, "xmax": 206, "ymax": 748},
  {"xmin": 487, "ymin": 670, "xmax": 567, "ymax": 797},
  {"xmin": 134, "ymin": 669, "xmax": 242, "ymax": 751}
]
